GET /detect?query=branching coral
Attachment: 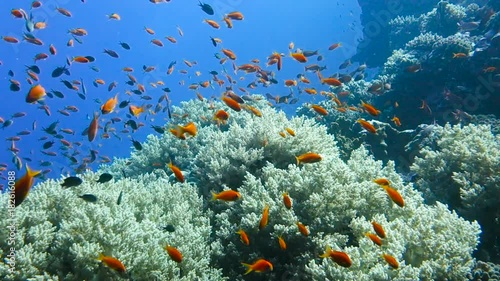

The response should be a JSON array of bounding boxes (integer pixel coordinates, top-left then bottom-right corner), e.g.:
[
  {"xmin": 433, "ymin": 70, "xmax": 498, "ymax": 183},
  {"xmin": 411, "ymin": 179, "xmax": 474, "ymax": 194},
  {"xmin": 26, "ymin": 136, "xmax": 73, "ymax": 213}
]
[
  {"xmin": 411, "ymin": 123, "xmax": 499, "ymax": 262},
  {"xmin": 1, "ymin": 100, "xmax": 482, "ymax": 280}
]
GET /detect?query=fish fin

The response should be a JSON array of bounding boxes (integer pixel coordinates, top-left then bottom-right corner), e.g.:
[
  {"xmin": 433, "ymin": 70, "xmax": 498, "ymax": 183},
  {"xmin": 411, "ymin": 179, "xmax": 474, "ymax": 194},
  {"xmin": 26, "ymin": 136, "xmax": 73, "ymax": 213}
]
[
  {"xmin": 241, "ymin": 263, "xmax": 253, "ymax": 275},
  {"xmin": 26, "ymin": 164, "xmax": 41, "ymax": 177}
]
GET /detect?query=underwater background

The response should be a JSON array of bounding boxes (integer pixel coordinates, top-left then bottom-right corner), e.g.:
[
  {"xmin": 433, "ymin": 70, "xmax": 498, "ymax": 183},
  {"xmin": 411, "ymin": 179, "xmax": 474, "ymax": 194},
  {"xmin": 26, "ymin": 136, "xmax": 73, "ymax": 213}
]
[{"xmin": 0, "ymin": 0, "xmax": 499, "ymax": 280}]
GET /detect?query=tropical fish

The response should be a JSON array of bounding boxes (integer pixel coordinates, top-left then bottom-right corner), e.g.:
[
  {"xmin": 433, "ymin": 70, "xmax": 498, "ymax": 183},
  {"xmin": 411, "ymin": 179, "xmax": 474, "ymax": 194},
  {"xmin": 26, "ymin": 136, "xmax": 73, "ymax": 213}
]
[
  {"xmin": 26, "ymin": 84, "xmax": 46, "ymax": 103},
  {"xmin": 282, "ymin": 192, "xmax": 292, "ymax": 209},
  {"xmin": 79, "ymin": 194, "xmax": 98, "ymax": 202},
  {"xmin": 320, "ymin": 246, "xmax": 352, "ymax": 267},
  {"xmin": 97, "ymin": 173, "xmax": 113, "ymax": 183},
  {"xmin": 61, "ymin": 176, "xmax": 83, "ymax": 188},
  {"xmin": 165, "ymin": 245, "xmax": 183, "ymax": 263},
  {"xmin": 168, "ymin": 162, "xmax": 184, "ymax": 182},
  {"xmin": 241, "ymin": 259, "xmax": 273, "ymax": 275},
  {"xmin": 14, "ymin": 164, "xmax": 41, "ymax": 206},
  {"xmin": 97, "ymin": 254, "xmax": 126, "ymax": 273},
  {"xmin": 198, "ymin": 1, "xmax": 214, "ymax": 15},
  {"xmin": 211, "ymin": 190, "xmax": 241, "ymax": 201},
  {"xmin": 237, "ymin": 229, "xmax": 250, "ymax": 245},
  {"xmin": 259, "ymin": 204, "xmax": 269, "ymax": 230},
  {"xmin": 295, "ymin": 152, "xmax": 322, "ymax": 165},
  {"xmin": 296, "ymin": 222, "xmax": 309, "ymax": 236}
]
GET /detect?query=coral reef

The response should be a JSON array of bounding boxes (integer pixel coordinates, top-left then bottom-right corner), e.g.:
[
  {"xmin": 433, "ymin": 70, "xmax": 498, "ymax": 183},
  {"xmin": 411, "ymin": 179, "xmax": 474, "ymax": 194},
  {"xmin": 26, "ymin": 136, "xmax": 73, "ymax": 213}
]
[
  {"xmin": 1, "ymin": 99, "xmax": 482, "ymax": 280},
  {"xmin": 0, "ymin": 171, "xmax": 223, "ymax": 280},
  {"xmin": 411, "ymin": 123, "xmax": 499, "ymax": 262}
]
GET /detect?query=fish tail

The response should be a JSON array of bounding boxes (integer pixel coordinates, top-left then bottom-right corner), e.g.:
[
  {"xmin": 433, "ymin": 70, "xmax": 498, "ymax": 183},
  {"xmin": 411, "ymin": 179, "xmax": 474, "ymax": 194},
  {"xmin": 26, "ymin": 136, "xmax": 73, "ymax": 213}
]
[
  {"xmin": 319, "ymin": 245, "xmax": 332, "ymax": 258},
  {"xmin": 295, "ymin": 156, "xmax": 300, "ymax": 166},
  {"xmin": 241, "ymin": 263, "xmax": 253, "ymax": 275},
  {"xmin": 26, "ymin": 164, "xmax": 41, "ymax": 177},
  {"xmin": 97, "ymin": 253, "xmax": 105, "ymax": 261},
  {"xmin": 211, "ymin": 192, "xmax": 217, "ymax": 201}
]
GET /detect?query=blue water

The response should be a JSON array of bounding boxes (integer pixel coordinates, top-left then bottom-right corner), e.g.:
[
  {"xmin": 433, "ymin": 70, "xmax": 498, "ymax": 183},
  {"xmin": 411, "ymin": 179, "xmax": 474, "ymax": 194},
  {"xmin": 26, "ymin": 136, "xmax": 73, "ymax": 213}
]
[{"xmin": 0, "ymin": 0, "xmax": 361, "ymax": 182}]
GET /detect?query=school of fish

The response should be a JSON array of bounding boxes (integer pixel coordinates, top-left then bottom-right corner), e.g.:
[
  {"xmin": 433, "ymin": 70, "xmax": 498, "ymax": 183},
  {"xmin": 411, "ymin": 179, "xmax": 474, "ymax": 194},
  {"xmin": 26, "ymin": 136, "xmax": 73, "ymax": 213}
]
[{"xmin": 1, "ymin": 0, "xmax": 411, "ymax": 276}]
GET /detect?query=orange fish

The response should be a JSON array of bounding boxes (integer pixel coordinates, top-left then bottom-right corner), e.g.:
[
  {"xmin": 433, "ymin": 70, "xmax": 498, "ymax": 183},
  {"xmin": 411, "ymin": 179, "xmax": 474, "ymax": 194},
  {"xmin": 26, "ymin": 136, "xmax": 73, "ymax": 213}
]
[
  {"xmin": 166, "ymin": 36, "xmax": 177, "ymax": 43},
  {"xmin": 236, "ymin": 229, "xmax": 250, "ymax": 246},
  {"xmin": 88, "ymin": 112, "xmax": 99, "ymax": 142},
  {"xmin": 49, "ymin": 44, "xmax": 57, "ymax": 55},
  {"xmin": 164, "ymin": 245, "xmax": 183, "ymax": 263},
  {"xmin": 242, "ymin": 259, "xmax": 273, "ymax": 275},
  {"xmin": 214, "ymin": 109, "xmax": 230, "ymax": 125},
  {"xmin": 296, "ymin": 222, "xmax": 309, "ymax": 237},
  {"xmin": 223, "ymin": 16, "xmax": 233, "ymax": 28},
  {"xmin": 97, "ymin": 254, "xmax": 126, "ymax": 273},
  {"xmin": 311, "ymin": 104, "xmax": 328, "ymax": 116},
  {"xmin": 108, "ymin": 13, "xmax": 120, "ymax": 20},
  {"xmin": 204, "ymin": 19, "xmax": 220, "ymax": 29},
  {"xmin": 285, "ymin": 128, "xmax": 295, "ymax": 136},
  {"xmin": 373, "ymin": 178, "xmax": 390, "ymax": 186},
  {"xmin": 226, "ymin": 11, "xmax": 244, "ymax": 20},
  {"xmin": 222, "ymin": 48, "xmax": 237, "ymax": 60},
  {"xmin": 382, "ymin": 253, "xmax": 399, "ymax": 269},
  {"xmin": 259, "ymin": 204, "xmax": 269, "ymax": 230},
  {"xmin": 151, "ymin": 39, "xmax": 163, "ymax": 47},
  {"xmin": 371, "ymin": 221, "xmax": 386, "ymax": 238},
  {"xmin": 129, "ymin": 105, "xmax": 145, "ymax": 117},
  {"xmin": 357, "ymin": 119, "xmax": 377, "ymax": 134},
  {"xmin": 2, "ymin": 36, "xmax": 19, "ymax": 43},
  {"xmin": 168, "ymin": 162, "xmax": 184, "ymax": 183},
  {"xmin": 391, "ymin": 116, "xmax": 401, "ymax": 126},
  {"xmin": 278, "ymin": 236, "xmax": 287, "ymax": 250},
  {"xmin": 26, "ymin": 84, "xmax": 46, "ymax": 103},
  {"xmin": 144, "ymin": 27, "xmax": 155, "ymax": 34},
  {"xmin": 14, "ymin": 164, "xmax": 41, "ymax": 207},
  {"xmin": 381, "ymin": 185, "xmax": 404, "ymax": 207},
  {"xmin": 361, "ymin": 101, "xmax": 380, "ymax": 116},
  {"xmin": 290, "ymin": 52, "xmax": 307, "ymax": 63},
  {"xmin": 320, "ymin": 246, "xmax": 352, "ymax": 268},
  {"xmin": 242, "ymin": 104, "xmax": 262, "ymax": 117},
  {"xmin": 170, "ymin": 122, "xmax": 197, "ymax": 139},
  {"xmin": 221, "ymin": 95, "xmax": 241, "ymax": 111},
  {"xmin": 211, "ymin": 190, "xmax": 241, "ymax": 201},
  {"xmin": 282, "ymin": 192, "xmax": 292, "ymax": 209},
  {"xmin": 284, "ymin": 79, "xmax": 297, "ymax": 87},
  {"xmin": 73, "ymin": 56, "xmax": 90, "ymax": 63},
  {"xmin": 328, "ymin": 42, "xmax": 342, "ymax": 50},
  {"xmin": 296, "ymin": 152, "xmax": 322, "ymax": 165},
  {"xmin": 101, "ymin": 94, "xmax": 118, "ymax": 114},
  {"xmin": 366, "ymin": 232, "xmax": 382, "ymax": 246},
  {"xmin": 452, "ymin": 52, "xmax": 467, "ymax": 58}
]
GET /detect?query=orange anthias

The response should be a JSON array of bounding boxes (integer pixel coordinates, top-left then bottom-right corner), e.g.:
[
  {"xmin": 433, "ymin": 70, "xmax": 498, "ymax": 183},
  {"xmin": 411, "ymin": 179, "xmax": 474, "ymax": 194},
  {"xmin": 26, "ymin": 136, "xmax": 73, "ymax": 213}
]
[
  {"xmin": 165, "ymin": 245, "xmax": 183, "ymax": 263},
  {"xmin": 320, "ymin": 246, "xmax": 352, "ymax": 268},
  {"xmin": 98, "ymin": 254, "xmax": 126, "ymax": 273},
  {"xmin": 242, "ymin": 259, "xmax": 273, "ymax": 275},
  {"xmin": 26, "ymin": 84, "xmax": 46, "ymax": 103},
  {"xmin": 259, "ymin": 204, "xmax": 269, "ymax": 230},
  {"xmin": 168, "ymin": 162, "xmax": 184, "ymax": 183},
  {"xmin": 14, "ymin": 164, "xmax": 41, "ymax": 207},
  {"xmin": 211, "ymin": 190, "xmax": 241, "ymax": 201}
]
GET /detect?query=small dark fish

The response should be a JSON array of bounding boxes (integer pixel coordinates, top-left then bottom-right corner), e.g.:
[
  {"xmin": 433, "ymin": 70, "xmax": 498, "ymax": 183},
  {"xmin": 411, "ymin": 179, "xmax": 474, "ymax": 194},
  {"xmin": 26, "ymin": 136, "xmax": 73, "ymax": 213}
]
[
  {"xmin": 61, "ymin": 176, "xmax": 83, "ymax": 188},
  {"xmin": 117, "ymin": 191, "xmax": 123, "ymax": 205},
  {"xmin": 11, "ymin": 112, "xmax": 27, "ymax": 118},
  {"xmin": 77, "ymin": 93, "xmax": 86, "ymax": 100},
  {"xmin": 131, "ymin": 90, "xmax": 142, "ymax": 95},
  {"xmin": 162, "ymin": 87, "xmax": 171, "ymax": 93},
  {"xmin": 40, "ymin": 160, "xmax": 52, "ymax": 167},
  {"xmin": 125, "ymin": 119, "xmax": 138, "ymax": 130},
  {"xmin": 10, "ymin": 83, "xmax": 20, "ymax": 92},
  {"xmin": 103, "ymin": 49, "xmax": 119, "ymax": 58},
  {"xmin": 85, "ymin": 56, "xmax": 95, "ymax": 62},
  {"xmin": 46, "ymin": 91, "xmax": 54, "ymax": 98},
  {"xmin": 43, "ymin": 141, "xmax": 54, "ymax": 149},
  {"xmin": 339, "ymin": 59, "xmax": 351, "ymax": 69},
  {"xmin": 214, "ymin": 53, "xmax": 222, "ymax": 59},
  {"xmin": 90, "ymin": 66, "xmax": 99, "ymax": 72},
  {"xmin": 131, "ymin": 139, "xmax": 142, "ymax": 151},
  {"xmin": 209, "ymin": 70, "xmax": 218, "ymax": 75},
  {"xmin": 80, "ymin": 78, "xmax": 87, "ymax": 95},
  {"xmin": 119, "ymin": 42, "xmax": 130, "ymax": 50},
  {"xmin": 210, "ymin": 36, "xmax": 218, "ymax": 47},
  {"xmin": 26, "ymin": 65, "xmax": 40, "ymax": 74},
  {"xmin": 198, "ymin": 1, "xmax": 214, "ymax": 15},
  {"xmin": 151, "ymin": 125, "xmax": 165, "ymax": 134},
  {"xmin": 96, "ymin": 173, "xmax": 113, "ymax": 183},
  {"xmin": 160, "ymin": 224, "xmax": 175, "ymax": 232},
  {"xmin": 73, "ymin": 36, "xmax": 83, "ymax": 44},
  {"xmin": 168, "ymin": 61, "xmax": 176, "ymax": 69},
  {"xmin": 119, "ymin": 100, "xmax": 130, "ymax": 108},
  {"xmin": 44, "ymin": 120, "xmax": 59, "ymax": 134},
  {"xmin": 52, "ymin": 66, "xmax": 70, "ymax": 78},
  {"xmin": 79, "ymin": 194, "xmax": 97, "ymax": 203},
  {"xmin": 2, "ymin": 119, "xmax": 14, "ymax": 129},
  {"xmin": 302, "ymin": 50, "xmax": 318, "ymax": 57},
  {"xmin": 8, "ymin": 70, "xmax": 14, "ymax": 77},
  {"xmin": 51, "ymin": 90, "xmax": 64, "ymax": 99},
  {"xmin": 61, "ymin": 80, "xmax": 74, "ymax": 89}
]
